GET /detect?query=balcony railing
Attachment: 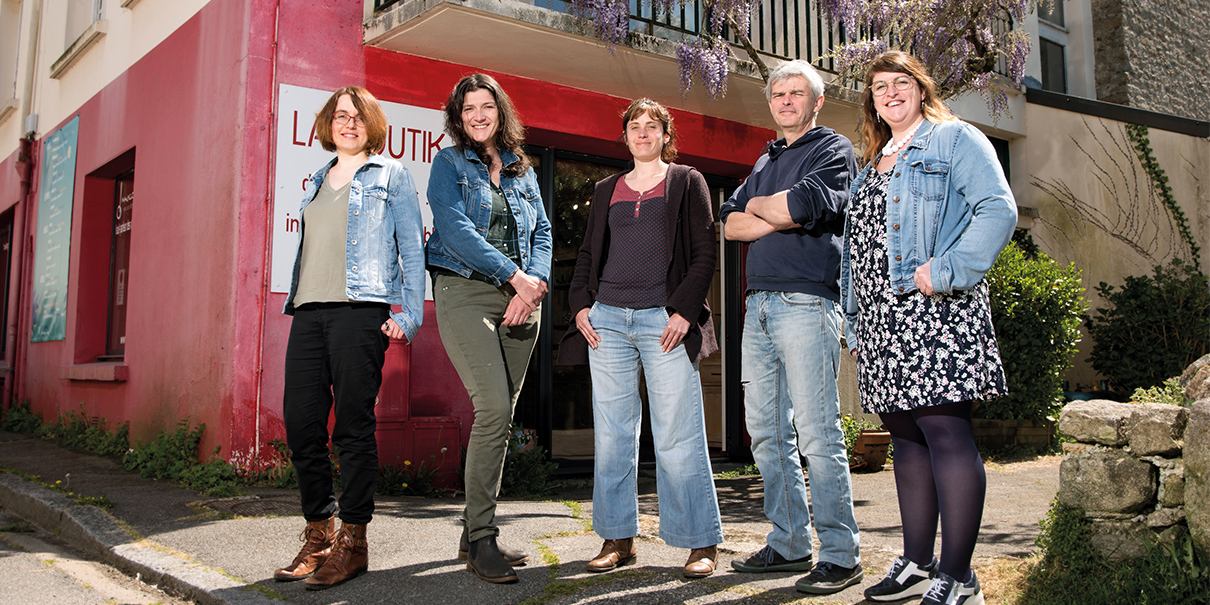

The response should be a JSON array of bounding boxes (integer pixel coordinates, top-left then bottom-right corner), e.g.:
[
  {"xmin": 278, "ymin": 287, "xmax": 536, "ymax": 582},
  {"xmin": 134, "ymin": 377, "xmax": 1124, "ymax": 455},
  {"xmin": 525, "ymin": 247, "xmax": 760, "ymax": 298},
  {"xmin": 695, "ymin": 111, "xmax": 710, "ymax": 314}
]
[{"xmin": 372, "ymin": 0, "xmax": 1013, "ymax": 79}]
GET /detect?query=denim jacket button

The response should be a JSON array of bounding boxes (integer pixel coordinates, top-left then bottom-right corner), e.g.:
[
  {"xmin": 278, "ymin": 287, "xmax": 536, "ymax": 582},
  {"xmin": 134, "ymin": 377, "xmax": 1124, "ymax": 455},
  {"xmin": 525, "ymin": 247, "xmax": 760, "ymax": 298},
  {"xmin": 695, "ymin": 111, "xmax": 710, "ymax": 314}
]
[
  {"xmin": 894, "ymin": 172, "xmax": 900, "ymax": 177},
  {"xmin": 352, "ymin": 266, "xmax": 358, "ymax": 271},
  {"xmin": 895, "ymin": 254, "xmax": 902, "ymax": 261},
  {"xmin": 893, "ymin": 196, "xmax": 900, "ymax": 202},
  {"xmin": 351, "ymin": 239, "xmax": 357, "ymax": 245},
  {"xmin": 354, "ymin": 210, "xmax": 359, "ymax": 215},
  {"xmin": 898, "ymin": 286, "xmax": 905, "ymax": 293},
  {"xmin": 893, "ymin": 223, "xmax": 900, "ymax": 230}
]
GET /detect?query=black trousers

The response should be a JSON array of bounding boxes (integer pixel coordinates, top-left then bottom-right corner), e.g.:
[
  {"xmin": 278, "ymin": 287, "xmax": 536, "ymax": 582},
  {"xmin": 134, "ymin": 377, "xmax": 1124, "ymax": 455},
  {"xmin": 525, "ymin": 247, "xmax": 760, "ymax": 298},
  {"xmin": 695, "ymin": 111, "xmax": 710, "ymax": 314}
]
[{"xmin": 283, "ymin": 302, "xmax": 390, "ymax": 525}]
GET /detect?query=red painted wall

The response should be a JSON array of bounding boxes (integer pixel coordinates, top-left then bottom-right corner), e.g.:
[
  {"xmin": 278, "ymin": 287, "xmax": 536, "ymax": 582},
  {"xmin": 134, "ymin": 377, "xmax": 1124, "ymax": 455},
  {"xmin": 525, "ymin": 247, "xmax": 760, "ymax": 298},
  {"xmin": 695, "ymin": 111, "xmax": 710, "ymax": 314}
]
[{"xmin": 13, "ymin": 0, "xmax": 774, "ymax": 467}]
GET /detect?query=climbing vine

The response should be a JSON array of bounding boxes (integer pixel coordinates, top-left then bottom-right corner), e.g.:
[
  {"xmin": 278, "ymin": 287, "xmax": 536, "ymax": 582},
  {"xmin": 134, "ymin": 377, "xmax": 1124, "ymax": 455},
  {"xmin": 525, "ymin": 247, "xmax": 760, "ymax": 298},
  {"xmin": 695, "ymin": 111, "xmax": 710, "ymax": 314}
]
[{"xmin": 1125, "ymin": 124, "xmax": 1201, "ymax": 269}]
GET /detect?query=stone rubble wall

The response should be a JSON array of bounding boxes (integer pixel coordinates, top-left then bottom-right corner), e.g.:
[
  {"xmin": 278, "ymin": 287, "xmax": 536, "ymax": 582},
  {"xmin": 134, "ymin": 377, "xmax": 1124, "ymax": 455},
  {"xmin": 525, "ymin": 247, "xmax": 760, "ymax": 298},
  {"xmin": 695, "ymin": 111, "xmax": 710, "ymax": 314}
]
[
  {"xmin": 1091, "ymin": 0, "xmax": 1210, "ymax": 122},
  {"xmin": 1056, "ymin": 354, "xmax": 1210, "ymax": 561}
]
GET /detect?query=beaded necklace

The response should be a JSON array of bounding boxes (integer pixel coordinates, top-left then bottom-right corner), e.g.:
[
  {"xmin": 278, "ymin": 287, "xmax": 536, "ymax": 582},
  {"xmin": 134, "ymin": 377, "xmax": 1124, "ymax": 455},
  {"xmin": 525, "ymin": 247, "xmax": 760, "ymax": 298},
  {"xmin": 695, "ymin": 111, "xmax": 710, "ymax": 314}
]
[{"xmin": 880, "ymin": 117, "xmax": 924, "ymax": 157}]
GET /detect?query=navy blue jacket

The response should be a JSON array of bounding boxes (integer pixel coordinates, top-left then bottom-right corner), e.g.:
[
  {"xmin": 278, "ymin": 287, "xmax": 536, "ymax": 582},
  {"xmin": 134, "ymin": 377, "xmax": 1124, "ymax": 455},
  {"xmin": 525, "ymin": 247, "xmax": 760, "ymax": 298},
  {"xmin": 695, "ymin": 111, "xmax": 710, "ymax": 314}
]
[{"xmin": 719, "ymin": 126, "xmax": 856, "ymax": 301}]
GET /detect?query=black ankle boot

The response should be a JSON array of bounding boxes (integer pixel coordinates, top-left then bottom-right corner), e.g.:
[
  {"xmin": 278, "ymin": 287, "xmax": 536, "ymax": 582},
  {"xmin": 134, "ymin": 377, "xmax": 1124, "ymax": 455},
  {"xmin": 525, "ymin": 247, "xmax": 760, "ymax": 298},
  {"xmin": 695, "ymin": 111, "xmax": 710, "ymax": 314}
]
[
  {"xmin": 459, "ymin": 526, "xmax": 529, "ymax": 566},
  {"xmin": 466, "ymin": 535, "xmax": 519, "ymax": 584}
]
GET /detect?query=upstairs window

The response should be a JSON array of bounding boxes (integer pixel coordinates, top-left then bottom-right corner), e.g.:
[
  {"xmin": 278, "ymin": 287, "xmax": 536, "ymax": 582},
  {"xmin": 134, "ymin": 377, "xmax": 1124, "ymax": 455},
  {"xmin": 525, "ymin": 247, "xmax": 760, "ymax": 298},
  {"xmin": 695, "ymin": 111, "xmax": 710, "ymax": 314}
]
[
  {"xmin": 66, "ymin": 0, "xmax": 104, "ymax": 45},
  {"xmin": 1039, "ymin": 37, "xmax": 1067, "ymax": 93}
]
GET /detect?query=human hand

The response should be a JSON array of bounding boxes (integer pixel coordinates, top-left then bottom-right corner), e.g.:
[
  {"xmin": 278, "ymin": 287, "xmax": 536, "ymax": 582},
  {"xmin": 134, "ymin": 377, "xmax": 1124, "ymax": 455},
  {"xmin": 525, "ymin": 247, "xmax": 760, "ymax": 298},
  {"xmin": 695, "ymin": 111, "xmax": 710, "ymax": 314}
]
[
  {"xmin": 914, "ymin": 259, "xmax": 935, "ymax": 296},
  {"xmin": 502, "ymin": 294, "xmax": 536, "ymax": 326},
  {"xmin": 381, "ymin": 318, "xmax": 405, "ymax": 340},
  {"xmin": 575, "ymin": 307, "xmax": 600, "ymax": 349},
  {"xmin": 660, "ymin": 312, "xmax": 691, "ymax": 353},
  {"xmin": 509, "ymin": 271, "xmax": 548, "ymax": 307}
]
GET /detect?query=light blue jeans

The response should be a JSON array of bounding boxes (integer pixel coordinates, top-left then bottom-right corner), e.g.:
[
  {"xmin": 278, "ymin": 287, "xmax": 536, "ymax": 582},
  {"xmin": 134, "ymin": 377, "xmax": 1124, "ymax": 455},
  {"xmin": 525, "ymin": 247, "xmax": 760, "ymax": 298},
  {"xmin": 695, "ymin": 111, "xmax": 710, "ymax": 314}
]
[
  {"xmin": 588, "ymin": 302, "xmax": 724, "ymax": 549},
  {"xmin": 742, "ymin": 291, "xmax": 860, "ymax": 567}
]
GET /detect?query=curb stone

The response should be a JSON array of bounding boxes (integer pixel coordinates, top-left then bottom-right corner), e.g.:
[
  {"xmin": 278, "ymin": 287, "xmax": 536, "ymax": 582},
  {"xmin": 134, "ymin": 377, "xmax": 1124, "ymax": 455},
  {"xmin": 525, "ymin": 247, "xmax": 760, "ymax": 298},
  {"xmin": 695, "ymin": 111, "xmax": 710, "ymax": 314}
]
[{"xmin": 0, "ymin": 471, "xmax": 279, "ymax": 605}]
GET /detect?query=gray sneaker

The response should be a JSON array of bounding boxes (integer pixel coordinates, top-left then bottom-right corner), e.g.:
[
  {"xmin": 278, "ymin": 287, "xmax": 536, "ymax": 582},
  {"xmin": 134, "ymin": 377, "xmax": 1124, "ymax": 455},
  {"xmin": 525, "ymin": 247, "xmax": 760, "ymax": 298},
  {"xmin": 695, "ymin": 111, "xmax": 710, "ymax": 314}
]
[
  {"xmin": 730, "ymin": 545, "xmax": 813, "ymax": 573},
  {"xmin": 794, "ymin": 561, "xmax": 864, "ymax": 595},
  {"xmin": 920, "ymin": 571, "xmax": 984, "ymax": 605}
]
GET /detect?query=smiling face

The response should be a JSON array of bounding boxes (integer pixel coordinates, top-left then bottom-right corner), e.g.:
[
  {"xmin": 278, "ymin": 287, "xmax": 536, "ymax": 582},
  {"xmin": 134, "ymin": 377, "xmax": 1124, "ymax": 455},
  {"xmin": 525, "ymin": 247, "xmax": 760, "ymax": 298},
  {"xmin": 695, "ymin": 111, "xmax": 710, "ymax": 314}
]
[
  {"xmin": 871, "ymin": 71, "xmax": 923, "ymax": 131},
  {"xmin": 768, "ymin": 75, "xmax": 825, "ymax": 142},
  {"xmin": 461, "ymin": 88, "xmax": 500, "ymax": 151},
  {"xmin": 330, "ymin": 94, "xmax": 368, "ymax": 156},
  {"xmin": 625, "ymin": 111, "xmax": 667, "ymax": 163}
]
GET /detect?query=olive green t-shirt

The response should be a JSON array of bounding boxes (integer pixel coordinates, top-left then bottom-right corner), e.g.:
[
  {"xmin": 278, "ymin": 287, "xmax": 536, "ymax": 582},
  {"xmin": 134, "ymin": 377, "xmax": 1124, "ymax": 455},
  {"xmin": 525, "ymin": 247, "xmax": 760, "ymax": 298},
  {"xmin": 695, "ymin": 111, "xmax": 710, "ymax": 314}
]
[{"xmin": 294, "ymin": 179, "xmax": 351, "ymax": 306}]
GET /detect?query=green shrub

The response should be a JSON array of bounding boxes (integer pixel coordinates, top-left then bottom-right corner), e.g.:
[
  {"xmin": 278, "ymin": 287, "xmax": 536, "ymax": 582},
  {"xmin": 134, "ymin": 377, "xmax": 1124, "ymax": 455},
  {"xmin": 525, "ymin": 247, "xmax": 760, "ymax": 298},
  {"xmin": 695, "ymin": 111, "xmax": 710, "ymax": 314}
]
[
  {"xmin": 840, "ymin": 414, "xmax": 891, "ymax": 462},
  {"xmin": 499, "ymin": 423, "xmax": 557, "ymax": 498},
  {"xmin": 1, "ymin": 401, "xmax": 44, "ymax": 433},
  {"xmin": 123, "ymin": 419, "xmax": 243, "ymax": 496},
  {"xmin": 1085, "ymin": 259, "xmax": 1210, "ymax": 395},
  {"xmin": 1132, "ymin": 377, "xmax": 1192, "ymax": 407},
  {"xmin": 1021, "ymin": 499, "xmax": 1210, "ymax": 604},
  {"xmin": 37, "ymin": 405, "xmax": 129, "ymax": 457},
  {"xmin": 984, "ymin": 240, "xmax": 1086, "ymax": 420}
]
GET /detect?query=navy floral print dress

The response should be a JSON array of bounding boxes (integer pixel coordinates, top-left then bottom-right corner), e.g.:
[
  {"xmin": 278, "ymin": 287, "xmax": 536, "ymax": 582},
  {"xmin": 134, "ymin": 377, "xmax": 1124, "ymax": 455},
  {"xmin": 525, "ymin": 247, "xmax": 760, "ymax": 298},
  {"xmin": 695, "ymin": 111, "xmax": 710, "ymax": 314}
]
[{"xmin": 849, "ymin": 165, "xmax": 1007, "ymax": 414}]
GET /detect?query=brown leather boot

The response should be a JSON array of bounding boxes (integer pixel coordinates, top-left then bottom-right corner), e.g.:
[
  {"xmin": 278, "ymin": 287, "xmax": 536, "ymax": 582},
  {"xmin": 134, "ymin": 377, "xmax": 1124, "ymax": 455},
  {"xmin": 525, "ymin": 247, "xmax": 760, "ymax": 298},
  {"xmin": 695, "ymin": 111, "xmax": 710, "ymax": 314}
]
[
  {"xmin": 273, "ymin": 517, "xmax": 334, "ymax": 581},
  {"xmin": 586, "ymin": 538, "xmax": 637, "ymax": 573},
  {"xmin": 683, "ymin": 545, "xmax": 718, "ymax": 578},
  {"xmin": 305, "ymin": 522, "xmax": 368, "ymax": 590}
]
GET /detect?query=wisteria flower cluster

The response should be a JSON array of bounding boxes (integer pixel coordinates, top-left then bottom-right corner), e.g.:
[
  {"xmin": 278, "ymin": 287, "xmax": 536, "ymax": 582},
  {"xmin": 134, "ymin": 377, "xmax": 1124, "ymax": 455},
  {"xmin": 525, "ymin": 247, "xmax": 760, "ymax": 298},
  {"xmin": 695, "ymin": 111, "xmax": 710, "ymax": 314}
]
[{"xmin": 820, "ymin": 0, "xmax": 1046, "ymax": 119}]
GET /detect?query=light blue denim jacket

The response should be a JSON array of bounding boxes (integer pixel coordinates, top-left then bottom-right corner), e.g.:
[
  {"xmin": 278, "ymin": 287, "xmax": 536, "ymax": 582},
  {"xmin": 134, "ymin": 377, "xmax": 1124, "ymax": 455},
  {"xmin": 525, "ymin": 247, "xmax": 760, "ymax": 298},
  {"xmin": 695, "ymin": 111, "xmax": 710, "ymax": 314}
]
[
  {"xmin": 283, "ymin": 154, "xmax": 425, "ymax": 343},
  {"xmin": 425, "ymin": 146, "xmax": 552, "ymax": 284},
  {"xmin": 840, "ymin": 119, "xmax": 1017, "ymax": 348}
]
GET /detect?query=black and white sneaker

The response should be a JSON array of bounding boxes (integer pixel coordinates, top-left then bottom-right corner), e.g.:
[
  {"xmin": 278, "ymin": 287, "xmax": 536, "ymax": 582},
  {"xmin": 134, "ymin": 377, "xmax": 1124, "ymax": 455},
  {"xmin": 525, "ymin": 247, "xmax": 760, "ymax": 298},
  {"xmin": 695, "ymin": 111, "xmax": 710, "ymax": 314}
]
[
  {"xmin": 730, "ymin": 545, "xmax": 813, "ymax": 573},
  {"xmin": 864, "ymin": 555, "xmax": 938, "ymax": 601},
  {"xmin": 920, "ymin": 570, "xmax": 984, "ymax": 605},
  {"xmin": 794, "ymin": 561, "xmax": 864, "ymax": 595}
]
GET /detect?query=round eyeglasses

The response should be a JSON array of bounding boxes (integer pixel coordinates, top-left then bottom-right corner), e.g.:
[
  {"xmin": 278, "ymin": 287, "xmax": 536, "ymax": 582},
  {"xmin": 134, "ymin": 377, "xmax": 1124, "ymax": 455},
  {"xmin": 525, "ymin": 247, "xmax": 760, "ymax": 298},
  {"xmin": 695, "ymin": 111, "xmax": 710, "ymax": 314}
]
[
  {"xmin": 333, "ymin": 112, "xmax": 365, "ymax": 128},
  {"xmin": 871, "ymin": 77, "xmax": 916, "ymax": 97}
]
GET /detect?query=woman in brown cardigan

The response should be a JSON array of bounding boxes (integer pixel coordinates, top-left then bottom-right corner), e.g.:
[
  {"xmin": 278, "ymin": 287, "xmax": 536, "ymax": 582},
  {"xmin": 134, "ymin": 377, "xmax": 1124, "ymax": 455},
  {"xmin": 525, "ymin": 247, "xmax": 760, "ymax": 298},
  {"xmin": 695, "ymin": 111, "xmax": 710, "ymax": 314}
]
[{"xmin": 557, "ymin": 98, "xmax": 723, "ymax": 578}]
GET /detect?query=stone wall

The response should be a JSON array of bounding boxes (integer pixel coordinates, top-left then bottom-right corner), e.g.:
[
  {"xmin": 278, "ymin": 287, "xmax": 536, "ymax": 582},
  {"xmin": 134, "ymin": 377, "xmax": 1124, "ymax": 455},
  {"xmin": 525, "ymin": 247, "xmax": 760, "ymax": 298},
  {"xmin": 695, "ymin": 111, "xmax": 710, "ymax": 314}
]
[
  {"xmin": 1056, "ymin": 354, "xmax": 1210, "ymax": 560},
  {"xmin": 1091, "ymin": 0, "xmax": 1210, "ymax": 121}
]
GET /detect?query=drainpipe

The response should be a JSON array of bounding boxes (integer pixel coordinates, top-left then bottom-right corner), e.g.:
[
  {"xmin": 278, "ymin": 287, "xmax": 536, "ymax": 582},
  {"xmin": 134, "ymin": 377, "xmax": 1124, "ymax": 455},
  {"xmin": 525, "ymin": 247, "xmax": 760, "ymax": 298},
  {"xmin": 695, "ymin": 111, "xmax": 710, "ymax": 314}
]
[{"xmin": 5, "ymin": 0, "xmax": 44, "ymax": 409}]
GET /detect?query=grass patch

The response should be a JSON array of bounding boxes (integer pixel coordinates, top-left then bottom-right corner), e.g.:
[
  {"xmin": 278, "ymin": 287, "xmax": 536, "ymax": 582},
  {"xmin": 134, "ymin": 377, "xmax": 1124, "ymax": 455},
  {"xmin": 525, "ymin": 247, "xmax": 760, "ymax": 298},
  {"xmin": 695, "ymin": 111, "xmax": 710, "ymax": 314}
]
[
  {"xmin": 714, "ymin": 463, "xmax": 760, "ymax": 479},
  {"xmin": 0, "ymin": 522, "xmax": 34, "ymax": 533},
  {"xmin": 1018, "ymin": 499, "xmax": 1210, "ymax": 604}
]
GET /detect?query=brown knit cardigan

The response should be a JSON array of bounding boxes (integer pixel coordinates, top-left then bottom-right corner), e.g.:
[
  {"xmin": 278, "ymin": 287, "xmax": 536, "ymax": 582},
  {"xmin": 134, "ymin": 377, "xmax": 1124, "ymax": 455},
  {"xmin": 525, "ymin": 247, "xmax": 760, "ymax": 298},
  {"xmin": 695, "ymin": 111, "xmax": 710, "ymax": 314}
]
[{"xmin": 556, "ymin": 163, "xmax": 719, "ymax": 365}]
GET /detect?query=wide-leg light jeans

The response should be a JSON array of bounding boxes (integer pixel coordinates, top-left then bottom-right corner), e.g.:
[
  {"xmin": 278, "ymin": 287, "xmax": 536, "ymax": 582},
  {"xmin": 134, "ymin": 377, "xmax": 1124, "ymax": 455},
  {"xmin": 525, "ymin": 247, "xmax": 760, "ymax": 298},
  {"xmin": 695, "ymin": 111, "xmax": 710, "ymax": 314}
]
[
  {"xmin": 588, "ymin": 302, "xmax": 724, "ymax": 549},
  {"xmin": 741, "ymin": 291, "xmax": 860, "ymax": 567}
]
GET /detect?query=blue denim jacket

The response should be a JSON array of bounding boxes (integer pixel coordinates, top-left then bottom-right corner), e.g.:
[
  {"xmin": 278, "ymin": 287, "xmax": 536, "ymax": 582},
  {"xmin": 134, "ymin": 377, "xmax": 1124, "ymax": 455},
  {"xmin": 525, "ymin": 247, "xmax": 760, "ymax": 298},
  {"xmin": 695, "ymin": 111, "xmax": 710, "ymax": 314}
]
[
  {"xmin": 425, "ymin": 146, "xmax": 552, "ymax": 284},
  {"xmin": 840, "ymin": 119, "xmax": 1017, "ymax": 348},
  {"xmin": 283, "ymin": 154, "xmax": 425, "ymax": 343}
]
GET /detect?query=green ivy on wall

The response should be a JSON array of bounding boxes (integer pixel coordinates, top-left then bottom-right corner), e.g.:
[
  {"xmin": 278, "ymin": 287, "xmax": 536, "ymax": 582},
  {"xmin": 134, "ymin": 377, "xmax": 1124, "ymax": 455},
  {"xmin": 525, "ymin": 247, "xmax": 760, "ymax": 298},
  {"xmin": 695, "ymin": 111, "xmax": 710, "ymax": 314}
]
[{"xmin": 1124, "ymin": 124, "xmax": 1201, "ymax": 268}]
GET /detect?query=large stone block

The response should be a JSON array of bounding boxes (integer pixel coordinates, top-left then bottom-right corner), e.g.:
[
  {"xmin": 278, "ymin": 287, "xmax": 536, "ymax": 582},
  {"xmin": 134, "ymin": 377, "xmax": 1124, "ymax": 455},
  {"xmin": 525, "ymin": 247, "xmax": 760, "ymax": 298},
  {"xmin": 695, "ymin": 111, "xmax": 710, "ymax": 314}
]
[
  {"xmin": 1059, "ymin": 400, "xmax": 1142, "ymax": 446},
  {"xmin": 1089, "ymin": 520, "xmax": 1151, "ymax": 562},
  {"xmin": 1186, "ymin": 399, "xmax": 1210, "ymax": 556},
  {"xmin": 1127, "ymin": 403, "xmax": 1187, "ymax": 457},
  {"xmin": 1185, "ymin": 359, "xmax": 1210, "ymax": 402},
  {"xmin": 1059, "ymin": 449, "xmax": 1156, "ymax": 514}
]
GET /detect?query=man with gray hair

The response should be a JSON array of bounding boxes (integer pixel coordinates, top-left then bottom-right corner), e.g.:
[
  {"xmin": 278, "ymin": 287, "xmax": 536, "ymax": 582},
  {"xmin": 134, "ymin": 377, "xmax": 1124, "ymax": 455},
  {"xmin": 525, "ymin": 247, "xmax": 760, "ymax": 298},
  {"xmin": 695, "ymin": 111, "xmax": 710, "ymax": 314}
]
[{"xmin": 719, "ymin": 59, "xmax": 861, "ymax": 595}]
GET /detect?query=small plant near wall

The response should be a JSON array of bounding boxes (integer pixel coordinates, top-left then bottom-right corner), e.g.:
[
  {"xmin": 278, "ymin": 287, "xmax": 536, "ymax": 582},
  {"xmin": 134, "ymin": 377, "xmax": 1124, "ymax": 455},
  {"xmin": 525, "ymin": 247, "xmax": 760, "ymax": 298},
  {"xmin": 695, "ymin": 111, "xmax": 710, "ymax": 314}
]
[
  {"xmin": 985, "ymin": 238, "xmax": 1086, "ymax": 421},
  {"xmin": 1085, "ymin": 259, "xmax": 1210, "ymax": 395},
  {"xmin": 1131, "ymin": 376, "xmax": 1192, "ymax": 407},
  {"xmin": 499, "ymin": 423, "xmax": 557, "ymax": 499}
]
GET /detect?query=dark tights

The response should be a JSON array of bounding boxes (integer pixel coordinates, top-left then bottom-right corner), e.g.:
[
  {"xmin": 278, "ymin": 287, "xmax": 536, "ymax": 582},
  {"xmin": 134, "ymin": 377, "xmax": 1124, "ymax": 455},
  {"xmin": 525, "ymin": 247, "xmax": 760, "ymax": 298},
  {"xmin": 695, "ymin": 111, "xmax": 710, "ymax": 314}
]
[{"xmin": 879, "ymin": 401, "xmax": 984, "ymax": 582}]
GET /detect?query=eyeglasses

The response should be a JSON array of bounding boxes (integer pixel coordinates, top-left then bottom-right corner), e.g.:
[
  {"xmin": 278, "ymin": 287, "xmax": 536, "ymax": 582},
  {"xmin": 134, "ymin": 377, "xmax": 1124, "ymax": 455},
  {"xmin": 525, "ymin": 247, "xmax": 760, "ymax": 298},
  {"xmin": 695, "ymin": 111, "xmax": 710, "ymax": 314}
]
[
  {"xmin": 333, "ymin": 112, "xmax": 365, "ymax": 128},
  {"xmin": 870, "ymin": 77, "xmax": 916, "ymax": 97}
]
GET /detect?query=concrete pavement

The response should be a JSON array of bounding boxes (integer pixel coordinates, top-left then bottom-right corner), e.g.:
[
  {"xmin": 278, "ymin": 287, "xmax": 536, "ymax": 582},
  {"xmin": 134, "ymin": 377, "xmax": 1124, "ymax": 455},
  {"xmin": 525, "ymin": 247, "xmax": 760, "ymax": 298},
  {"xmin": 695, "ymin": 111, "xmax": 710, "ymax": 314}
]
[{"xmin": 0, "ymin": 430, "xmax": 1059, "ymax": 604}]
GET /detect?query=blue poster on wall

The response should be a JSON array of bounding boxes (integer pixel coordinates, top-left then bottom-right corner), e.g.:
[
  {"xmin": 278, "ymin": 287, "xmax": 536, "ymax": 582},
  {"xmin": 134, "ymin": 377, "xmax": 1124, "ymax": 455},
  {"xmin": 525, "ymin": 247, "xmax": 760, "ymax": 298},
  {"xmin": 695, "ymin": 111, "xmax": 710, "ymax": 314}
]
[{"xmin": 31, "ymin": 116, "xmax": 79, "ymax": 343}]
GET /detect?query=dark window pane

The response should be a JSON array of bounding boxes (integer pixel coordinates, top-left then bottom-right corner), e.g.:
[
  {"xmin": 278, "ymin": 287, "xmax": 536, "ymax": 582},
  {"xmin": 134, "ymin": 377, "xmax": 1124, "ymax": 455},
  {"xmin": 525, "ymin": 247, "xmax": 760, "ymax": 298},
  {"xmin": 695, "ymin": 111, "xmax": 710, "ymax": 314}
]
[
  {"xmin": 1039, "ymin": 0, "xmax": 1064, "ymax": 26},
  {"xmin": 108, "ymin": 173, "xmax": 133, "ymax": 356},
  {"xmin": 1039, "ymin": 38, "xmax": 1067, "ymax": 93}
]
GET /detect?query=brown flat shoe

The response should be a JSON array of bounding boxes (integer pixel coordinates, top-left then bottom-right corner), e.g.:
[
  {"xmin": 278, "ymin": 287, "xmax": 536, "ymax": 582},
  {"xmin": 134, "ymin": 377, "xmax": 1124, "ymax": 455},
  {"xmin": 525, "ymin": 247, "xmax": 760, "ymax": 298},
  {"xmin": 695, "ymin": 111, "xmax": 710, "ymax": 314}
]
[
  {"xmin": 683, "ymin": 545, "xmax": 718, "ymax": 578},
  {"xmin": 586, "ymin": 538, "xmax": 636, "ymax": 573},
  {"xmin": 273, "ymin": 517, "xmax": 334, "ymax": 581},
  {"xmin": 305, "ymin": 522, "xmax": 368, "ymax": 590}
]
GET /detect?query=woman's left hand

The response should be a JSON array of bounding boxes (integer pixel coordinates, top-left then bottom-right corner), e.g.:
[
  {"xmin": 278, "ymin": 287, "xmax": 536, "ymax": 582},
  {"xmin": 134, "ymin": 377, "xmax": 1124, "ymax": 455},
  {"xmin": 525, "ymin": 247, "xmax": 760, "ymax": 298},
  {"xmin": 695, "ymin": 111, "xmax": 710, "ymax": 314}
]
[
  {"xmin": 381, "ymin": 319, "xmax": 405, "ymax": 340},
  {"xmin": 660, "ymin": 312, "xmax": 690, "ymax": 353},
  {"xmin": 914, "ymin": 259, "xmax": 935, "ymax": 296}
]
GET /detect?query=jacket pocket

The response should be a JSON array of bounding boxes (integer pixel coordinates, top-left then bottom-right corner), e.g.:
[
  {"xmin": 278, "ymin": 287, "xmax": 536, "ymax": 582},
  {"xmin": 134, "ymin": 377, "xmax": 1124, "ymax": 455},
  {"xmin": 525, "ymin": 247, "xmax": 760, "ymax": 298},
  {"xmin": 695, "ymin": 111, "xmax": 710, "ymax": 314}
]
[{"xmin": 910, "ymin": 160, "xmax": 949, "ymax": 202}]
